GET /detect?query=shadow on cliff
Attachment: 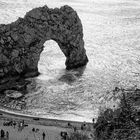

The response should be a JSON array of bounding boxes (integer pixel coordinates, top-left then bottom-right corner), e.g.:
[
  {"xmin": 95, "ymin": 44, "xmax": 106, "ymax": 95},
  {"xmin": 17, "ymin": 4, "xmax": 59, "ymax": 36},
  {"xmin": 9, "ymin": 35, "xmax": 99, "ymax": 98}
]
[{"xmin": 58, "ymin": 66, "xmax": 86, "ymax": 84}]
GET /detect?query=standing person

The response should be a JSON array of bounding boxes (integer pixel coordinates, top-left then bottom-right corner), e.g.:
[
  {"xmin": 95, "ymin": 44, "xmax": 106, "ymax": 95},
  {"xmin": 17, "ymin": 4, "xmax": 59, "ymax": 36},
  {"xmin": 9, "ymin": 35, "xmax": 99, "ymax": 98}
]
[
  {"xmin": 22, "ymin": 120, "xmax": 25, "ymax": 125},
  {"xmin": 32, "ymin": 128, "xmax": 35, "ymax": 132},
  {"xmin": 1, "ymin": 129, "xmax": 5, "ymax": 138},
  {"xmin": 42, "ymin": 132, "xmax": 45, "ymax": 140},
  {"xmin": 6, "ymin": 131, "xmax": 9, "ymax": 139},
  {"xmin": 73, "ymin": 127, "xmax": 77, "ymax": 132},
  {"xmin": 13, "ymin": 121, "xmax": 16, "ymax": 129}
]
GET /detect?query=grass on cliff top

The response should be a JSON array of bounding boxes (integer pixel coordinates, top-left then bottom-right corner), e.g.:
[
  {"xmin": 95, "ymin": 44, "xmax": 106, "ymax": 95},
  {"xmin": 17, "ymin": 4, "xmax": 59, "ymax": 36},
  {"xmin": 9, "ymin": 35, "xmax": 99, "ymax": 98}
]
[{"xmin": 94, "ymin": 88, "xmax": 140, "ymax": 140}]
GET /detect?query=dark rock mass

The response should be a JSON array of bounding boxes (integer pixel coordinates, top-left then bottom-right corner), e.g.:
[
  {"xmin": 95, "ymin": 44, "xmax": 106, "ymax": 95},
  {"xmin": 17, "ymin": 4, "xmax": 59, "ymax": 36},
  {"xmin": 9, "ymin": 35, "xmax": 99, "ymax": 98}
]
[{"xmin": 0, "ymin": 5, "xmax": 88, "ymax": 85}]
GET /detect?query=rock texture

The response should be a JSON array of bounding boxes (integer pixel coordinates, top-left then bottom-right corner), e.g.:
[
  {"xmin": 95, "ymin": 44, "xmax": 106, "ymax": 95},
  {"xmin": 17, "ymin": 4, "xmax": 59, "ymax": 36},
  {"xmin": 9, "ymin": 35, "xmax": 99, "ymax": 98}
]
[{"xmin": 0, "ymin": 5, "xmax": 88, "ymax": 84}]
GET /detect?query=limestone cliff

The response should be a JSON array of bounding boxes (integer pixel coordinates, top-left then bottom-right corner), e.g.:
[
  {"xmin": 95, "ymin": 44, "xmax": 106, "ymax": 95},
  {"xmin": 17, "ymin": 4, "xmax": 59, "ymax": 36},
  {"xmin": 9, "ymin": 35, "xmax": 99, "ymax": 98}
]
[{"xmin": 0, "ymin": 5, "xmax": 88, "ymax": 84}]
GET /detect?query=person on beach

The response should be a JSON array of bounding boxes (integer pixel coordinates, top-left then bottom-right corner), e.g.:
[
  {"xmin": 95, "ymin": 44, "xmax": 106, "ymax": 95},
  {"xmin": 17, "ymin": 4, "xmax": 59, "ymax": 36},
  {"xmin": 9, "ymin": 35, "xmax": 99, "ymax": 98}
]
[
  {"xmin": 68, "ymin": 122, "xmax": 73, "ymax": 128},
  {"xmin": 20, "ymin": 121, "xmax": 23, "ymax": 127},
  {"xmin": 13, "ymin": 121, "xmax": 16, "ymax": 128},
  {"xmin": 92, "ymin": 118, "xmax": 95, "ymax": 129},
  {"xmin": 32, "ymin": 128, "xmax": 35, "ymax": 132},
  {"xmin": 42, "ymin": 132, "xmax": 45, "ymax": 140},
  {"xmin": 6, "ymin": 131, "xmax": 9, "ymax": 139},
  {"xmin": 35, "ymin": 128, "xmax": 39, "ymax": 133},
  {"xmin": 1, "ymin": 129, "xmax": 5, "ymax": 138},
  {"xmin": 73, "ymin": 126, "xmax": 77, "ymax": 132},
  {"xmin": 60, "ymin": 132, "xmax": 68, "ymax": 140}
]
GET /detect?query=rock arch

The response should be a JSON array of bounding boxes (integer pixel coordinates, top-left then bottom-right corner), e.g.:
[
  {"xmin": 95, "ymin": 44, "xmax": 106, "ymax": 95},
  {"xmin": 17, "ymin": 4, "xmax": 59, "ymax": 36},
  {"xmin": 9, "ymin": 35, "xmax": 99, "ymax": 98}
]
[{"xmin": 0, "ymin": 5, "xmax": 88, "ymax": 84}]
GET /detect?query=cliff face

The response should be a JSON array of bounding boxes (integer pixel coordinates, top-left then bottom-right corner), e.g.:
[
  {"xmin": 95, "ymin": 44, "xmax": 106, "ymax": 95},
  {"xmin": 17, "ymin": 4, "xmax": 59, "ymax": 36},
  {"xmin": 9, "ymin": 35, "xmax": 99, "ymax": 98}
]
[{"xmin": 0, "ymin": 5, "xmax": 88, "ymax": 84}]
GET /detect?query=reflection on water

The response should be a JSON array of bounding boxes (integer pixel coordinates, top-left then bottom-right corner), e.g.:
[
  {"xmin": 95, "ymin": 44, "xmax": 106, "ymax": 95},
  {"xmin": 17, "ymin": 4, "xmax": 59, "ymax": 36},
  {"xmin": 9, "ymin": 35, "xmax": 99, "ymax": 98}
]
[{"xmin": 1, "ymin": 0, "xmax": 140, "ymax": 122}]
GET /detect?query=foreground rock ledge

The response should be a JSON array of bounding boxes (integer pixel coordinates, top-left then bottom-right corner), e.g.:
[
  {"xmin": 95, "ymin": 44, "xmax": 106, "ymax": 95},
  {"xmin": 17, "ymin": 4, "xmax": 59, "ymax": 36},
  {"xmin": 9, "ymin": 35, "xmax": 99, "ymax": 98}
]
[{"xmin": 0, "ymin": 5, "xmax": 88, "ymax": 84}]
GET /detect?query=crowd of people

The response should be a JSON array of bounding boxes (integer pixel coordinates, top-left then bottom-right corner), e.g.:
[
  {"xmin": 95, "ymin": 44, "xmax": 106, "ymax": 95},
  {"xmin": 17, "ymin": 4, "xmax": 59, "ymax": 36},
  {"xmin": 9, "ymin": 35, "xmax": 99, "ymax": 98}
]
[
  {"xmin": 3, "ymin": 120, "xmax": 28, "ymax": 131},
  {"xmin": 0, "ymin": 118, "xmax": 96, "ymax": 140},
  {"xmin": 1, "ymin": 119, "xmax": 48, "ymax": 140}
]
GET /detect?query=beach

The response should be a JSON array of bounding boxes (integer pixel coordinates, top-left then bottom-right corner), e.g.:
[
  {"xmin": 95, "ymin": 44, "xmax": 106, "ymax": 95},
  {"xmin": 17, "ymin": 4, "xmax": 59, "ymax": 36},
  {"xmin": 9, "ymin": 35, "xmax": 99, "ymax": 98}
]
[{"xmin": 0, "ymin": 110, "xmax": 93, "ymax": 140}]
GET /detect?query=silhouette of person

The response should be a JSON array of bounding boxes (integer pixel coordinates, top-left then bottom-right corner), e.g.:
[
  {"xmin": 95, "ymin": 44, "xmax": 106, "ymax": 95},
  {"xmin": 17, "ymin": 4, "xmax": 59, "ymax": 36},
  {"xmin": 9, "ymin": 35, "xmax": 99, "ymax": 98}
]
[
  {"xmin": 22, "ymin": 120, "xmax": 25, "ymax": 125},
  {"xmin": 60, "ymin": 132, "xmax": 68, "ymax": 140},
  {"xmin": 1, "ymin": 129, "xmax": 5, "ymax": 138},
  {"xmin": 92, "ymin": 118, "xmax": 95, "ymax": 124},
  {"xmin": 6, "ymin": 131, "xmax": 9, "ymax": 139},
  {"xmin": 92, "ymin": 118, "xmax": 95, "ymax": 128},
  {"xmin": 81, "ymin": 124, "xmax": 84, "ymax": 130},
  {"xmin": 73, "ymin": 127, "xmax": 77, "ymax": 132},
  {"xmin": 42, "ymin": 132, "xmax": 45, "ymax": 140},
  {"xmin": 81, "ymin": 122, "xmax": 87, "ymax": 131},
  {"xmin": 35, "ymin": 128, "xmax": 39, "ymax": 133},
  {"xmin": 68, "ymin": 122, "xmax": 72, "ymax": 128},
  {"xmin": 32, "ymin": 128, "xmax": 35, "ymax": 132},
  {"xmin": 13, "ymin": 121, "xmax": 16, "ymax": 128}
]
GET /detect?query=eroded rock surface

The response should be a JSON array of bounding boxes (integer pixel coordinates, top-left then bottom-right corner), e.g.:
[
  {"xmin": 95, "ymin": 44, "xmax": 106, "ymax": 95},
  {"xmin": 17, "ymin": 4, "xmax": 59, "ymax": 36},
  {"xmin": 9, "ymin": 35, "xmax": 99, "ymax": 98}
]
[{"xmin": 0, "ymin": 5, "xmax": 88, "ymax": 85}]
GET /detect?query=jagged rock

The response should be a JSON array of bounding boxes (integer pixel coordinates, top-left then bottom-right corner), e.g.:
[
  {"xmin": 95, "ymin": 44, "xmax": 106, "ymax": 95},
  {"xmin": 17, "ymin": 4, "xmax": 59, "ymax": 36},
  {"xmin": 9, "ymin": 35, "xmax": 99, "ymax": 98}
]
[{"xmin": 0, "ymin": 5, "xmax": 88, "ymax": 85}]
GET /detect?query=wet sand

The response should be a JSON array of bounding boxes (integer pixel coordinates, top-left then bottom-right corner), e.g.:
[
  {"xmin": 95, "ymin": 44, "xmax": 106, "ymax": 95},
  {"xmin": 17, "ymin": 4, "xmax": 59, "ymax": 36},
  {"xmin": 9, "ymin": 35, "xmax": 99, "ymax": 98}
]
[{"xmin": 0, "ymin": 109, "xmax": 93, "ymax": 140}]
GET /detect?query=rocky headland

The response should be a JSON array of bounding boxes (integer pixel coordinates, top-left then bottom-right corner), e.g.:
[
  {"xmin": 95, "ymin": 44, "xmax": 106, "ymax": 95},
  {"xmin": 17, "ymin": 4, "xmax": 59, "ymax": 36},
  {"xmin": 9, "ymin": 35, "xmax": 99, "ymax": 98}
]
[{"xmin": 0, "ymin": 5, "xmax": 88, "ymax": 91}]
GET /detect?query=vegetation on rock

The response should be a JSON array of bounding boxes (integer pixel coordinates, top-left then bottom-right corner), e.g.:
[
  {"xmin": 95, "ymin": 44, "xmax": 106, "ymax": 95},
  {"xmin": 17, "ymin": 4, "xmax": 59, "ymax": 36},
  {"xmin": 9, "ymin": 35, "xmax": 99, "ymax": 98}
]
[{"xmin": 94, "ymin": 88, "xmax": 140, "ymax": 140}]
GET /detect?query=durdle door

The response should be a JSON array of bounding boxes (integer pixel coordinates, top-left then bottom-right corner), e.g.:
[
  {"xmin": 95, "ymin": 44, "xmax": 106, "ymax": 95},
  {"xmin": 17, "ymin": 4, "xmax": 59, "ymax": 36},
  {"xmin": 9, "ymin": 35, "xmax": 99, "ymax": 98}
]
[{"xmin": 0, "ymin": 5, "xmax": 88, "ymax": 85}]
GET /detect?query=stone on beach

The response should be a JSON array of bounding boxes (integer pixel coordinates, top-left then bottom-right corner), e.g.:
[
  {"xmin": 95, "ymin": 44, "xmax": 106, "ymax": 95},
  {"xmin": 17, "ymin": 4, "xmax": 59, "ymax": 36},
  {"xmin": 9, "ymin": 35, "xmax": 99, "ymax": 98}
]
[{"xmin": 5, "ymin": 90, "xmax": 23, "ymax": 99}]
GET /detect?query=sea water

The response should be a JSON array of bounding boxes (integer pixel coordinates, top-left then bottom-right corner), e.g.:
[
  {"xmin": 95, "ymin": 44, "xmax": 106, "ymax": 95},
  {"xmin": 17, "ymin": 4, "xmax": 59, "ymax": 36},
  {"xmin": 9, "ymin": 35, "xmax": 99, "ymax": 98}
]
[{"xmin": 0, "ymin": 0, "xmax": 140, "ymax": 122}]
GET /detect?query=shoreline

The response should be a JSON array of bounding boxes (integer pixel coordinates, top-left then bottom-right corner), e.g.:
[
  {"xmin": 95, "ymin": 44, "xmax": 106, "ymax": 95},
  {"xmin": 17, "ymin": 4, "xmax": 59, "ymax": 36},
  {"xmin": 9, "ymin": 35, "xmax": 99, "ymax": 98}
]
[
  {"xmin": 0, "ymin": 108, "xmax": 94, "ymax": 140},
  {"xmin": 0, "ymin": 108, "xmax": 93, "ymax": 129}
]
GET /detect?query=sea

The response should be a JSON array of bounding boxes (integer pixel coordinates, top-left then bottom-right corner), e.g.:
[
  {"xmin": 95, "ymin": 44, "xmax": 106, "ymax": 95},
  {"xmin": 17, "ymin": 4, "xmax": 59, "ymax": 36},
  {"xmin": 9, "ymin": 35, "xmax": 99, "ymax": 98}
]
[{"xmin": 0, "ymin": 0, "xmax": 140, "ymax": 122}]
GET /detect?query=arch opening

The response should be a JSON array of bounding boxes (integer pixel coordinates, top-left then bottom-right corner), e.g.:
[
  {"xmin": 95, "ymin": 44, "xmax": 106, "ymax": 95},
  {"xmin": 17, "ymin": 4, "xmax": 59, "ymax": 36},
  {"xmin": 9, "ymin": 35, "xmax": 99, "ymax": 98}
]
[{"xmin": 38, "ymin": 40, "xmax": 65, "ymax": 76}]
